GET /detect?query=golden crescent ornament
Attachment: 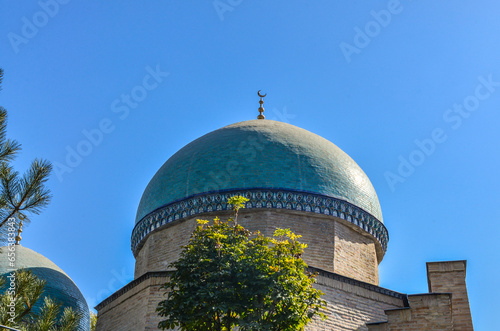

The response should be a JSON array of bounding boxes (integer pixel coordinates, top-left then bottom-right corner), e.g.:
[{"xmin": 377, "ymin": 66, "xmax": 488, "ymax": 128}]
[{"xmin": 257, "ymin": 90, "xmax": 266, "ymax": 119}]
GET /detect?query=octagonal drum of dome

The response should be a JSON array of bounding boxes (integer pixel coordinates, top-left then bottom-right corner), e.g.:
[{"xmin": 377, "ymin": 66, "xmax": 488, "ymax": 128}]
[
  {"xmin": 133, "ymin": 120, "xmax": 387, "ymax": 254},
  {"xmin": 0, "ymin": 245, "xmax": 90, "ymax": 331}
]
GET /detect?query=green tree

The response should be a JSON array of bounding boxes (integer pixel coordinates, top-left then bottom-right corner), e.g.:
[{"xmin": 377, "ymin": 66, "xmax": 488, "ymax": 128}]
[
  {"xmin": 90, "ymin": 310, "xmax": 97, "ymax": 331},
  {"xmin": 157, "ymin": 196, "xmax": 326, "ymax": 330},
  {"xmin": 0, "ymin": 269, "xmax": 81, "ymax": 331},
  {"xmin": 0, "ymin": 68, "xmax": 52, "ymax": 242}
]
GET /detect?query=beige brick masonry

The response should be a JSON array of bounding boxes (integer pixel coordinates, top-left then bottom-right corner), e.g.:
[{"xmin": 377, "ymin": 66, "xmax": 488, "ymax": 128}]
[
  {"xmin": 366, "ymin": 260, "xmax": 474, "ymax": 331},
  {"xmin": 134, "ymin": 209, "xmax": 382, "ymax": 285},
  {"xmin": 427, "ymin": 260, "xmax": 474, "ymax": 330},
  {"xmin": 96, "ymin": 268, "xmax": 406, "ymax": 331}
]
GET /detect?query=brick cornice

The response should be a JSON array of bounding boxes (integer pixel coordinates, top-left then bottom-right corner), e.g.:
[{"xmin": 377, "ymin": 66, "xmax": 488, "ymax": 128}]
[
  {"xmin": 308, "ymin": 266, "xmax": 409, "ymax": 305},
  {"xmin": 95, "ymin": 271, "xmax": 171, "ymax": 311},
  {"xmin": 96, "ymin": 267, "xmax": 407, "ymax": 312}
]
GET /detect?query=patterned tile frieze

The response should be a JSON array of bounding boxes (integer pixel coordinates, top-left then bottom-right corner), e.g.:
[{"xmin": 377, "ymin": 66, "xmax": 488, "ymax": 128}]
[{"xmin": 131, "ymin": 188, "xmax": 388, "ymax": 255}]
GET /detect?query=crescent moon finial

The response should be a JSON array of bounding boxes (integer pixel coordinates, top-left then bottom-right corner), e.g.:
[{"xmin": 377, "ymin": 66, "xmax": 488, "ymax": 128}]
[{"xmin": 257, "ymin": 90, "xmax": 266, "ymax": 119}]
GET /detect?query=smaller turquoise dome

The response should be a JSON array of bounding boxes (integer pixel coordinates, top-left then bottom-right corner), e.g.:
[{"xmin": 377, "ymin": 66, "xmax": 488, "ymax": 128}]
[{"xmin": 0, "ymin": 245, "xmax": 90, "ymax": 331}]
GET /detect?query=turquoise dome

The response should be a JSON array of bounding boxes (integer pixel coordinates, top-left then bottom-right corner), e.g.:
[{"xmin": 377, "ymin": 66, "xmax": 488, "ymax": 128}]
[
  {"xmin": 0, "ymin": 245, "xmax": 90, "ymax": 331},
  {"xmin": 136, "ymin": 120, "xmax": 383, "ymax": 224}
]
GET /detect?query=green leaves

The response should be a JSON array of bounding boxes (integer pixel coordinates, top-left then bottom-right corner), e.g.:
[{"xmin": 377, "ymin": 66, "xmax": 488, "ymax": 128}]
[
  {"xmin": 227, "ymin": 196, "xmax": 249, "ymax": 213},
  {"xmin": 227, "ymin": 195, "xmax": 249, "ymax": 225},
  {"xmin": 157, "ymin": 196, "xmax": 326, "ymax": 331},
  {"xmin": 90, "ymin": 311, "xmax": 97, "ymax": 331}
]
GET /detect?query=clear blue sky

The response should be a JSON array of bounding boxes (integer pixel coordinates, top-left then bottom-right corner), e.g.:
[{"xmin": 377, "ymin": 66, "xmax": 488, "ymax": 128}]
[{"xmin": 1, "ymin": 1, "xmax": 499, "ymax": 329}]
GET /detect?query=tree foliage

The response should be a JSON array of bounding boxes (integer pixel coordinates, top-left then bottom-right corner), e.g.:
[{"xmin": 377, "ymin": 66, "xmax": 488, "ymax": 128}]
[
  {"xmin": 0, "ymin": 68, "xmax": 53, "ymax": 243},
  {"xmin": 0, "ymin": 269, "xmax": 82, "ymax": 330},
  {"xmin": 90, "ymin": 310, "xmax": 97, "ymax": 331},
  {"xmin": 157, "ymin": 196, "xmax": 326, "ymax": 330}
]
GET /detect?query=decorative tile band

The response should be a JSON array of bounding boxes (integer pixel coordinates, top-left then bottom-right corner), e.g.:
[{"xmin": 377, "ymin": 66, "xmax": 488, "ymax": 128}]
[{"xmin": 131, "ymin": 188, "xmax": 389, "ymax": 255}]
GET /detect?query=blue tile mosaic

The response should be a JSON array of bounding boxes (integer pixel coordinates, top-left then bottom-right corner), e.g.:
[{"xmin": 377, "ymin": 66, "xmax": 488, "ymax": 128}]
[
  {"xmin": 136, "ymin": 120, "xmax": 384, "ymax": 225},
  {"xmin": 0, "ymin": 245, "xmax": 90, "ymax": 331},
  {"xmin": 131, "ymin": 188, "xmax": 388, "ymax": 255}
]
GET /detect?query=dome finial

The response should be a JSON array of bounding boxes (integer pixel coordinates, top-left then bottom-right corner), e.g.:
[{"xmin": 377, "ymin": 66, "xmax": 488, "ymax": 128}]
[
  {"xmin": 257, "ymin": 90, "xmax": 267, "ymax": 119},
  {"xmin": 15, "ymin": 215, "xmax": 24, "ymax": 245}
]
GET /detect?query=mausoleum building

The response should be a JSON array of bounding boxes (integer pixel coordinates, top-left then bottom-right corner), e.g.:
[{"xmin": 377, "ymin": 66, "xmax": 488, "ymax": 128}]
[{"xmin": 95, "ymin": 99, "xmax": 474, "ymax": 330}]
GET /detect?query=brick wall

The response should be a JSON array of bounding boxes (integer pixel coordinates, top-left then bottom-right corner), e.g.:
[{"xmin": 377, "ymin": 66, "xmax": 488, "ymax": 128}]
[
  {"xmin": 134, "ymin": 217, "xmax": 199, "ymax": 278},
  {"xmin": 334, "ymin": 221, "xmax": 379, "ymax": 285},
  {"xmin": 308, "ymin": 272, "xmax": 404, "ymax": 330},
  {"xmin": 134, "ymin": 209, "xmax": 382, "ymax": 284},
  {"xmin": 95, "ymin": 273, "xmax": 170, "ymax": 331},
  {"xmin": 367, "ymin": 293, "xmax": 454, "ymax": 331},
  {"xmin": 366, "ymin": 260, "xmax": 474, "ymax": 331},
  {"xmin": 97, "ymin": 270, "xmax": 404, "ymax": 331},
  {"xmin": 427, "ymin": 260, "xmax": 474, "ymax": 330}
]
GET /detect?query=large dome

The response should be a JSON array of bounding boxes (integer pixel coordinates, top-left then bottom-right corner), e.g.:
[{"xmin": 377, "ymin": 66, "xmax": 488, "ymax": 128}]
[
  {"xmin": 0, "ymin": 245, "xmax": 90, "ymax": 331},
  {"xmin": 132, "ymin": 119, "xmax": 388, "ymax": 254},
  {"xmin": 137, "ymin": 120, "xmax": 382, "ymax": 223},
  {"xmin": 136, "ymin": 119, "xmax": 383, "ymax": 223}
]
